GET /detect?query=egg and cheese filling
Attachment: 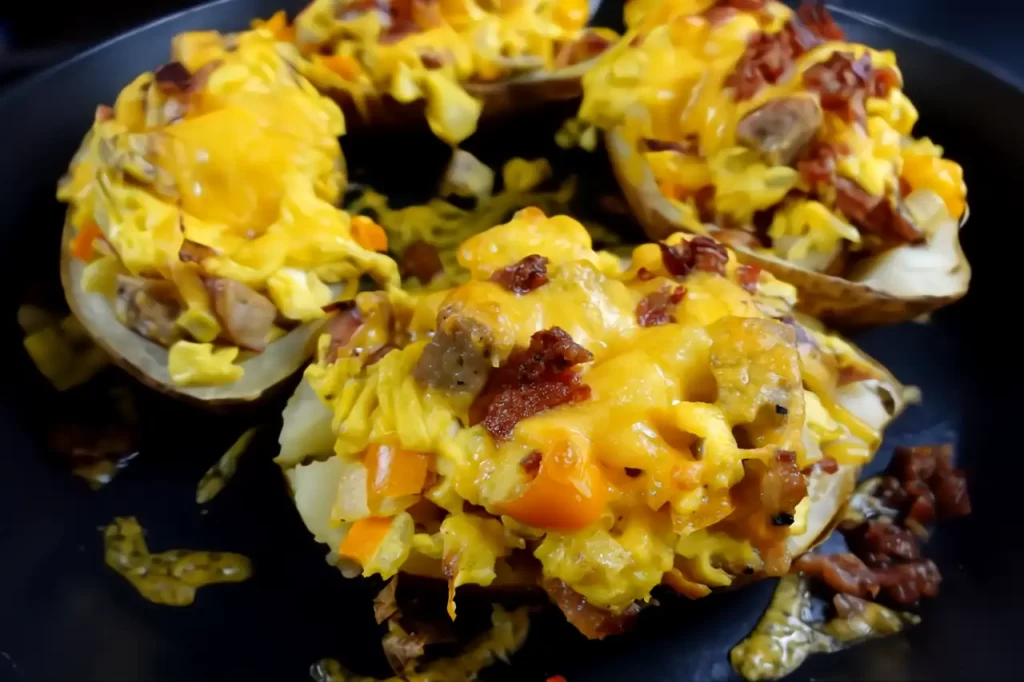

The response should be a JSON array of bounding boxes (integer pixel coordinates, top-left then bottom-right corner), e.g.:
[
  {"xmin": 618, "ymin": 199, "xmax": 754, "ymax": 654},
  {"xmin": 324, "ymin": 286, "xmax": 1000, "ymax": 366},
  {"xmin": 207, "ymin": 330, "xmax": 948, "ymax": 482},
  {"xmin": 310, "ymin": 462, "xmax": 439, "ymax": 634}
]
[
  {"xmin": 58, "ymin": 27, "xmax": 400, "ymax": 387},
  {"xmin": 285, "ymin": 209, "xmax": 898, "ymax": 634},
  {"xmin": 576, "ymin": 0, "xmax": 966, "ymax": 274},
  {"xmin": 260, "ymin": 0, "xmax": 616, "ymax": 144}
]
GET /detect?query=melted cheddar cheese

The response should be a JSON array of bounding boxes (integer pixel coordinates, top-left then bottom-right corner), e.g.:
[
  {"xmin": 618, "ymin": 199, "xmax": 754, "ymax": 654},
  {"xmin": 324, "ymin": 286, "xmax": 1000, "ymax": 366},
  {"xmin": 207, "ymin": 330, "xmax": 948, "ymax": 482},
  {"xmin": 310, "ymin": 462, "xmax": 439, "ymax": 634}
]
[
  {"xmin": 58, "ymin": 27, "xmax": 400, "ymax": 386},
  {"xmin": 576, "ymin": 0, "xmax": 966, "ymax": 272},
  {"xmin": 287, "ymin": 209, "xmax": 898, "ymax": 620},
  {"xmin": 270, "ymin": 0, "xmax": 616, "ymax": 144}
]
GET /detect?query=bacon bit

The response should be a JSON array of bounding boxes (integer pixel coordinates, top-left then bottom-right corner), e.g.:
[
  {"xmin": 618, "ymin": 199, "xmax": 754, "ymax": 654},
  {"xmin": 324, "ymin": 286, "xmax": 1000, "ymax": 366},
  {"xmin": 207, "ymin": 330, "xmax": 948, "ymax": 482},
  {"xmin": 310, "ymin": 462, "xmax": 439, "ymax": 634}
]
[
  {"xmin": 642, "ymin": 135, "xmax": 701, "ymax": 156},
  {"xmin": 520, "ymin": 451, "xmax": 542, "ymax": 479},
  {"xmin": 554, "ymin": 31, "xmax": 614, "ymax": 69},
  {"xmin": 805, "ymin": 456, "xmax": 839, "ymax": 475},
  {"xmin": 797, "ymin": 140, "xmax": 849, "ymax": 187},
  {"xmin": 636, "ymin": 286, "xmax": 686, "ymax": 327},
  {"xmin": 889, "ymin": 445, "xmax": 971, "ymax": 520},
  {"xmin": 834, "ymin": 177, "xmax": 924, "ymax": 244},
  {"xmin": 844, "ymin": 518, "xmax": 920, "ymax": 566},
  {"xmin": 873, "ymin": 559, "xmax": 942, "ymax": 605},
  {"xmin": 693, "ymin": 186, "xmax": 717, "ymax": 223},
  {"xmin": 725, "ymin": 0, "xmax": 767, "ymax": 8},
  {"xmin": 797, "ymin": 2, "xmax": 846, "ymax": 41},
  {"xmin": 727, "ymin": 24, "xmax": 812, "ymax": 101},
  {"xmin": 541, "ymin": 579, "xmax": 642, "ymax": 639},
  {"xmin": 659, "ymin": 236, "xmax": 728, "ymax": 278},
  {"xmin": 802, "ymin": 52, "xmax": 873, "ymax": 124},
  {"xmin": 179, "ymin": 239, "xmax": 216, "ymax": 264},
  {"xmin": 736, "ymin": 264, "xmax": 761, "ymax": 293},
  {"xmin": 871, "ymin": 67, "xmax": 901, "ymax": 98},
  {"xmin": 400, "ymin": 241, "xmax": 444, "ymax": 283},
  {"xmin": 636, "ymin": 267, "xmax": 655, "ymax": 281},
  {"xmin": 794, "ymin": 553, "xmax": 881, "ymax": 598},
  {"xmin": 325, "ymin": 307, "xmax": 363, "ymax": 363},
  {"xmin": 95, "ymin": 105, "xmax": 115, "ymax": 122},
  {"xmin": 470, "ymin": 328, "xmax": 594, "ymax": 440},
  {"xmin": 490, "ymin": 255, "xmax": 550, "ymax": 294},
  {"xmin": 419, "ymin": 49, "xmax": 448, "ymax": 69},
  {"xmin": 154, "ymin": 60, "xmax": 219, "ymax": 95}
]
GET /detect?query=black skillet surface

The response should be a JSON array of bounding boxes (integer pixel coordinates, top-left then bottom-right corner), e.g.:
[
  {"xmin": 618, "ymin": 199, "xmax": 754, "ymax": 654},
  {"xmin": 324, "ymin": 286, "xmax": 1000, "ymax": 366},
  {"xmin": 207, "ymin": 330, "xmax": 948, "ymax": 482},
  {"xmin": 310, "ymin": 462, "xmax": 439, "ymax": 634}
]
[{"xmin": 0, "ymin": 2, "xmax": 1022, "ymax": 681}]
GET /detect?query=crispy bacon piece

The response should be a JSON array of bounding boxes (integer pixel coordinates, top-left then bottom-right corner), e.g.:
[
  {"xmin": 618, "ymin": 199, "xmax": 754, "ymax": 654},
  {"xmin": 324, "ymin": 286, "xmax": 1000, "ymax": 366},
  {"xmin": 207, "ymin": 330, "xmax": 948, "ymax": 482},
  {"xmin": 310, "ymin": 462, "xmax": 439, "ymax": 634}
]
[
  {"xmin": 870, "ymin": 67, "xmax": 901, "ymax": 98},
  {"xmin": 636, "ymin": 267, "xmax": 655, "ymax": 281},
  {"xmin": 888, "ymin": 445, "xmax": 971, "ymax": 521},
  {"xmin": 490, "ymin": 255, "xmax": 550, "ymax": 294},
  {"xmin": 797, "ymin": 2, "xmax": 846, "ymax": 41},
  {"xmin": 542, "ymin": 579, "xmax": 642, "ymax": 640},
  {"xmin": 659, "ymin": 236, "xmax": 729, "ymax": 278},
  {"xmin": 470, "ymin": 328, "xmax": 593, "ymax": 440},
  {"xmin": 727, "ymin": 24, "xmax": 813, "ymax": 101},
  {"xmin": 154, "ymin": 60, "xmax": 219, "ymax": 95},
  {"xmin": 736, "ymin": 264, "xmax": 761, "ymax": 293},
  {"xmin": 802, "ymin": 52, "xmax": 873, "ymax": 124},
  {"xmin": 797, "ymin": 140, "xmax": 849, "ymax": 187},
  {"xmin": 794, "ymin": 552, "xmax": 881, "ymax": 598},
  {"xmin": 642, "ymin": 135, "xmax": 701, "ymax": 156},
  {"xmin": 636, "ymin": 286, "xmax": 686, "ymax": 327},
  {"xmin": 400, "ymin": 241, "xmax": 444, "ymax": 284},
  {"xmin": 843, "ymin": 518, "xmax": 921, "ymax": 566},
  {"xmin": 834, "ymin": 177, "xmax": 924, "ymax": 244},
  {"xmin": 873, "ymin": 559, "xmax": 942, "ymax": 605},
  {"xmin": 324, "ymin": 305, "xmax": 363, "ymax": 363}
]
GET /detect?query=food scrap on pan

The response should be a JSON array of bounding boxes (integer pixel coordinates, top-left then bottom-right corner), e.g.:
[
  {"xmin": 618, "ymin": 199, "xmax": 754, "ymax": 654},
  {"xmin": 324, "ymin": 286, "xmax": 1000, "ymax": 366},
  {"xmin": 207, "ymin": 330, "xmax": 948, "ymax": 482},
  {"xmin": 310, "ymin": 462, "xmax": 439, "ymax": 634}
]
[
  {"xmin": 58, "ymin": 26, "xmax": 400, "ymax": 404},
  {"xmin": 278, "ymin": 209, "xmax": 908, "ymax": 638},
  {"xmin": 731, "ymin": 444, "xmax": 971, "ymax": 681},
  {"xmin": 574, "ymin": 0, "xmax": 970, "ymax": 324},
  {"xmin": 260, "ymin": 0, "xmax": 617, "ymax": 144}
]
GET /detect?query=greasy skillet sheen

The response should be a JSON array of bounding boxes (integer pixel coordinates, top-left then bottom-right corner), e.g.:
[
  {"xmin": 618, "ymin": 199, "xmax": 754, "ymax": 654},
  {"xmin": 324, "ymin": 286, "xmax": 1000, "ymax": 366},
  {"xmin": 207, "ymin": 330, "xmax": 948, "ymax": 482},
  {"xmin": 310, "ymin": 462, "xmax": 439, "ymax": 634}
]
[
  {"xmin": 276, "ymin": 208, "xmax": 906, "ymax": 638},
  {"xmin": 581, "ymin": 0, "xmax": 970, "ymax": 326},
  {"xmin": 58, "ymin": 27, "xmax": 400, "ymax": 406},
  {"xmin": 267, "ymin": 0, "xmax": 617, "ymax": 145}
]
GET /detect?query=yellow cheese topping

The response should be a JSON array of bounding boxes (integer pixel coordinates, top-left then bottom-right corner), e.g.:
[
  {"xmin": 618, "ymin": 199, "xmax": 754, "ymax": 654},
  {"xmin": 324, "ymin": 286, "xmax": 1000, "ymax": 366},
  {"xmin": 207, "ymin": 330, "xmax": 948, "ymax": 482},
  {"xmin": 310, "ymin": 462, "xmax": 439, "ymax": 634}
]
[
  {"xmin": 299, "ymin": 209, "xmax": 894, "ymax": 617},
  {"xmin": 269, "ymin": 0, "xmax": 617, "ymax": 144},
  {"xmin": 58, "ymin": 27, "xmax": 400, "ymax": 386},
  {"xmin": 576, "ymin": 0, "xmax": 965, "ymax": 270}
]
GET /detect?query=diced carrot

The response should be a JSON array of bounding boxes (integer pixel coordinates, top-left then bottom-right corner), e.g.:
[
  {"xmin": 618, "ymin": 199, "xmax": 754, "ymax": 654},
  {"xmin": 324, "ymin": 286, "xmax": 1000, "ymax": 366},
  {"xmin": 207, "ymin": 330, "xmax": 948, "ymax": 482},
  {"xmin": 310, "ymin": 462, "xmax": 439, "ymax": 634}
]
[
  {"xmin": 501, "ymin": 441, "xmax": 607, "ymax": 531},
  {"xmin": 339, "ymin": 517, "xmax": 393, "ymax": 566},
  {"xmin": 316, "ymin": 54, "xmax": 365, "ymax": 82},
  {"xmin": 70, "ymin": 221, "xmax": 103, "ymax": 261},
  {"xmin": 351, "ymin": 215, "xmax": 389, "ymax": 252},
  {"xmin": 365, "ymin": 443, "xmax": 430, "ymax": 504}
]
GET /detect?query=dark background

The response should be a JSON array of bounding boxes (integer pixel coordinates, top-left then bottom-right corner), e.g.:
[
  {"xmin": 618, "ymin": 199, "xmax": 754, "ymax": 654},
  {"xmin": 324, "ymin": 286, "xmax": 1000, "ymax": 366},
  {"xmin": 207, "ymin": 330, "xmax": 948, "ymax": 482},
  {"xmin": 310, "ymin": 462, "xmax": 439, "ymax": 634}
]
[{"xmin": 0, "ymin": 2, "xmax": 1022, "ymax": 85}]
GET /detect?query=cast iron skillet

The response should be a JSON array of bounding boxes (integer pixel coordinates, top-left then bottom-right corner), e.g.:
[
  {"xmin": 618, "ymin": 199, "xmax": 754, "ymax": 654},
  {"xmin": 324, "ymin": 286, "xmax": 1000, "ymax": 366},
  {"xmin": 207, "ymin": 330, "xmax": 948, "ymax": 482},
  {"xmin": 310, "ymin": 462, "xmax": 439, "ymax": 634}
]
[{"xmin": 0, "ymin": 2, "xmax": 1021, "ymax": 681}]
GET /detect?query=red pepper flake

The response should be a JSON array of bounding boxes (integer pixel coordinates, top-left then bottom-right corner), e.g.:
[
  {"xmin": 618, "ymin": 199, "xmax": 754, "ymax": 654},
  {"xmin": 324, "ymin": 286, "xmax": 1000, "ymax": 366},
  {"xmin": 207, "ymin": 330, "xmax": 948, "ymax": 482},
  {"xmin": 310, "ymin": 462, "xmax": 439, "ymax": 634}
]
[
  {"xmin": 636, "ymin": 285, "xmax": 686, "ymax": 328},
  {"xmin": 490, "ymin": 254, "xmax": 550, "ymax": 294},
  {"xmin": 802, "ymin": 51, "xmax": 873, "ymax": 124},
  {"xmin": 736, "ymin": 264, "xmax": 761, "ymax": 293},
  {"xmin": 470, "ymin": 328, "xmax": 594, "ymax": 440},
  {"xmin": 797, "ymin": 1, "xmax": 846, "ymax": 41}
]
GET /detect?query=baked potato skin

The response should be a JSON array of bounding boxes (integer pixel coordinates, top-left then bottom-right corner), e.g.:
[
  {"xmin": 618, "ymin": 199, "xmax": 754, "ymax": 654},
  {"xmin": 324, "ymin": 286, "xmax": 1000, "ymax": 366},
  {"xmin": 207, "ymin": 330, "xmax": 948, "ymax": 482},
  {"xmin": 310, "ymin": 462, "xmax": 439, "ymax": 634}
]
[{"xmin": 606, "ymin": 128, "xmax": 970, "ymax": 328}]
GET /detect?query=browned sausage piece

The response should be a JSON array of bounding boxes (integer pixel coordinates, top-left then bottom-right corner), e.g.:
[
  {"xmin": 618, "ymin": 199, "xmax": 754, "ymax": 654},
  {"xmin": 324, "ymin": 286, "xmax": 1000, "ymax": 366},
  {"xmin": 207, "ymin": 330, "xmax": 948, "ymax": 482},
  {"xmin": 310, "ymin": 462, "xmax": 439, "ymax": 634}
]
[
  {"xmin": 736, "ymin": 96, "xmax": 822, "ymax": 166},
  {"xmin": 206, "ymin": 278, "xmax": 278, "ymax": 352},
  {"xmin": 413, "ymin": 313, "xmax": 493, "ymax": 394},
  {"xmin": 114, "ymin": 275, "xmax": 185, "ymax": 347}
]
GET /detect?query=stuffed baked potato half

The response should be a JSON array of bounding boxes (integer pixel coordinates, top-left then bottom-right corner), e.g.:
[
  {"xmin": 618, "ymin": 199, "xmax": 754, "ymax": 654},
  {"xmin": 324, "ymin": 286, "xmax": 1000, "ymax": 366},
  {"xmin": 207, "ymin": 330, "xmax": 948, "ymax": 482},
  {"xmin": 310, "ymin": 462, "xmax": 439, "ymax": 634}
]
[
  {"xmin": 58, "ymin": 27, "xmax": 400, "ymax": 407},
  {"xmin": 582, "ymin": 0, "xmax": 969, "ymax": 326},
  {"xmin": 277, "ymin": 208, "xmax": 906, "ymax": 637},
  {"xmin": 265, "ymin": 0, "xmax": 616, "ymax": 145}
]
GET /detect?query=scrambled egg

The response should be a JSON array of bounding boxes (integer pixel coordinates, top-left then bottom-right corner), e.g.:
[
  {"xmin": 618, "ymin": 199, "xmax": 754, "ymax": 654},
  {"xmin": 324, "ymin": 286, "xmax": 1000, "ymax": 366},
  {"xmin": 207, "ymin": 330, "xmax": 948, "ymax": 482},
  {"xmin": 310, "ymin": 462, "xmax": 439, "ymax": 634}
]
[
  {"xmin": 262, "ymin": 0, "xmax": 616, "ymax": 144},
  {"xmin": 284, "ymin": 209, "xmax": 897, "ymax": 625},
  {"xmin": 58, "ymin": 27, "xmax": 400, "ymax": 387},
  {"xmin": 575, "ymin": 0, "xmax": 966, "ymax": 271}
]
